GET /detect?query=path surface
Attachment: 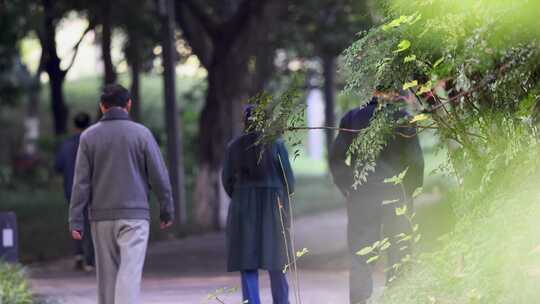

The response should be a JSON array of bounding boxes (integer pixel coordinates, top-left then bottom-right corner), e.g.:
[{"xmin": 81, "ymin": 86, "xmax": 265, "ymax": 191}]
[{"xmin": 29, "ymin": 209, "xmax": 385, "ymax": 304}]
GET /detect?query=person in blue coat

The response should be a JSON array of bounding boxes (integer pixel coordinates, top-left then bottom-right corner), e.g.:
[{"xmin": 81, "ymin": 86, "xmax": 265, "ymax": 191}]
[
  {"xmin": 55, "ymin": 112, "xmax": 95, "ymax": 271},
  {"xmin": 222, "ymin": 105, "xmax": 295, "ymax": 304},
  {"xmin": 330, "ymin": 97, "xmax": 424, "ymax": 304}
]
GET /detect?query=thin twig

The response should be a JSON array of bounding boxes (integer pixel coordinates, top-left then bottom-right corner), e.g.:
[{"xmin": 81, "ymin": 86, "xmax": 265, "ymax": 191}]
[
  {"xmin": 64, "ymin": 22, "xmax": 96, "ymax": 72},
  {"xmin": 427, "ymin": 62, "xmax": 511, "ymax": 112},
  {"xmin": 287, "ymin": 126, "xmax": 362, "ymax": 133},
  {"xmin": 278, "ymin": 154, "xmax": 302, "ymax": 304}
]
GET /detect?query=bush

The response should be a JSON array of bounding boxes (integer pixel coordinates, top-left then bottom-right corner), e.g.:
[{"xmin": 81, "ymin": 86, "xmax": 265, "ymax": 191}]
[
  {"xmin": 381, "ymin": 168, "xmax": 540, "ymax": 303},
  {"xmin": 0, "ymin": 262, "xmax": 33, "ymax": 304}
]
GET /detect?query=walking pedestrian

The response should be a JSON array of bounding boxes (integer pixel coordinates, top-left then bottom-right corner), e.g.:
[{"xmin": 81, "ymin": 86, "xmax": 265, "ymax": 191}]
[
  {"xmin": 69, "ymin": 84, "xmax": 175, "ymax": 304},
  {"xmin": 222, "ymin": 105, "xmax": 295, "ymax": 304},
  {"xmin": 330, "ymin": 97, "xmax": 424, "ymax": 304},
  {"xmin": 55, "ymin": 112, "xmax": 95, "ymax": 271}
]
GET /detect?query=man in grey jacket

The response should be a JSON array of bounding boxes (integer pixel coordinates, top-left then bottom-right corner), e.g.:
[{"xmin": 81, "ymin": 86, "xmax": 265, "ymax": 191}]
[{"xmin": 69, "ymin": 84, "xmax": 174, "ymax": 304}]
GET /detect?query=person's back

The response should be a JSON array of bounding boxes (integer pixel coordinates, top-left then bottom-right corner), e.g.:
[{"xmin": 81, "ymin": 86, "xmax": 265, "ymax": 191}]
[
  {"xmin": 221, "ymin": 106, "xmax": 295, "ymax": 304},
  {"xmin": 56, "ymin": 112, "xmax": 95, "ymax": 271},
  {"xmin": 78, "ymin": 113, "xmax": 168, "ymax": 220},
  {"xmin": 224, "ymin": 132, "xmax": 293, "ymax": 191},
  {"xmin": 69, "ymin": 84, "xmax": 174, "ymax": 304},
  {"xmin": 330, "ymin": 98, "xmax": 424, "ymax": 197},
  {"xmin": 56, "ymin": 134, "xmax": 80, "ymax": 200},
  {"xmin": 329, "ymin": 97, "xmax": 424, "ymax": 304}
]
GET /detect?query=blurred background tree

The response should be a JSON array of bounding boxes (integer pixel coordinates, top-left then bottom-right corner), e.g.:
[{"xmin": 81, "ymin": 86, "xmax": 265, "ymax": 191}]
[
  {"xmin": 2, "ymin": 0, "xmax": 374, "ymax": 257},
  {"xmin": 281, "ymin": 0, "xmax": 372, "ymax": 153}
]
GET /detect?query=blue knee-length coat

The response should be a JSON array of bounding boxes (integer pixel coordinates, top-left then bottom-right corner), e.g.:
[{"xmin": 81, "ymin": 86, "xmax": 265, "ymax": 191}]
[{"xmin": 222, "ymin": 132, "xmax": 295, "ymax": 272}]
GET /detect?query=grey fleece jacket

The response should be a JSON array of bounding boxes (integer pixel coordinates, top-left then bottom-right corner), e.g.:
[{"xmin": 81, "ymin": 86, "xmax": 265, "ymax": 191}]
[{"xmin": 69, "ymin": 107, "xmax": 174, "ymax": 232}]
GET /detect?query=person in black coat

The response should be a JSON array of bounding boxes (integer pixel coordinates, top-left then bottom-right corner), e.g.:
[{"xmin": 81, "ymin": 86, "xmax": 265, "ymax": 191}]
[
  {"xmin": 330, "ymin": 97, "xmax": 424, "ymax": 304},
  {"xmin": 222, "ymin": 105, "xmax": 295, "ymax": 304},
  {"xmin": 55, "ymin": 112, "xmax": 95, "ymax": 271}
]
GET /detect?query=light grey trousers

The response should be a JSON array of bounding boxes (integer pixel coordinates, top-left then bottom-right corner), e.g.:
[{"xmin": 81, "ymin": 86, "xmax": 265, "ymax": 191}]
[{"xmin": 91, "ymin": 219, "xmax": 149, "ymax": 304}]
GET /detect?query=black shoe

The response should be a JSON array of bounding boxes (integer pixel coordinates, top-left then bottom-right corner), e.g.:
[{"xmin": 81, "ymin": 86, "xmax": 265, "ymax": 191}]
[{"xmin": 74, "ymin": 255, "xmax": 84, "ymax": 271}]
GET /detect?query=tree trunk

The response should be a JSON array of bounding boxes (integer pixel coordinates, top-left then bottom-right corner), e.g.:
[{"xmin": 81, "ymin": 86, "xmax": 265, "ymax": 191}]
[
  {"xmin": 194, "ymin": 52, "xmax": 247, "ymax": 230},
  {"xmin": 159, "ymin": 0, "xmax": 187, "ymax": 228},
  {"xmin": 128, "ymin": 37, "xmax": 142, "ymax": 122},
  {"xmin": 322, "ymin": 54, "xmax": 336, "ymax": 157},
  {"xmin": 249, "ymin": 33, "xmax": 274, "ymax": 95},
  {"xmin": 42, "ymin": 0, "xmax": 68, "ymax": 136},
  {"xmin": 101, "ymin": 1, "xmax": 117, "ymax": 85},
  {"xmin": 23, "ymin": 80, "xmax": 41, "ymax": 155},
  {"xmin": 130, "ymin": 61, "xmax": 141, "ymax": 122},
  {"xmin": 48, "ymin": 69, "xmax": 68, "ymax": 135},
  {"xmin": 177, "ymin": 0, "xmax": 284, "ymax": 231}
]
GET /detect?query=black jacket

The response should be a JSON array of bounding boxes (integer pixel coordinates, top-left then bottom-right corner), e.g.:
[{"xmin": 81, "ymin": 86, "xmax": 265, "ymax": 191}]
[
  {"xmin": 222, "ymin": 133, "xmax": 295, "ymax": 271},
  {"xmin": 329, "ymin": 100, "xmax": 424, "ymax": 198}
]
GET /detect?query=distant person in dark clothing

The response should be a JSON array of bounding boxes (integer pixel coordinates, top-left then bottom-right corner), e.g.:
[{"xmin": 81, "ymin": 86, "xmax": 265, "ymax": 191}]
[
  {"xmin": 55, "ymin": 112, "xmax": 95, "ymax": 271},
  {"xmin": 330, "ymin": 97, "xmax": 424, "ymax": 304},
  {"xmin": 221, "ymin": 105, "xmax": 295, "ymax": 304}
]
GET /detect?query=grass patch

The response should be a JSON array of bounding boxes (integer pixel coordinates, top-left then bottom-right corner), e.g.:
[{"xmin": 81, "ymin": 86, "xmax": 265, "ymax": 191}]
[{"xmin": 0, "ymin": 262, "xmax": 33, "ymax": 304}]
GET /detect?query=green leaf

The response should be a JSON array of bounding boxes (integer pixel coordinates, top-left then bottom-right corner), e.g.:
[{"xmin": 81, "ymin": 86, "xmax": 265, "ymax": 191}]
[
  {"xmin": 282, "ymin": 264, "xmax": 289, "ymax": 273},
  {"xmin": 418, "ymin": 81, "xmax": 433, "ymax": 94},
  {"xmin": 410, "ymin": 114, "xmax": 429, "ymax": 123},
  {"xmin": 296, "ymin": 248, "xmax": 309, "ymax": 258},
  {"xmin": 356, "ymin": 246, "xmax": 373, "ymax": 256},
  {"xmin": 382, "ymin": 14, "xmax": 421, "ymax": 31},
  {"xmin": 393, "ymin": 40, "xmax": 411, "ymax": 53},
  {"xmin": 382, "ymin": 199, "xmax": 400, "ymax": 205},
  {"xmin": 345, "ymin": 154, "xmax": 352, "ymax": 167},
  {"xmin": 398, "ymin": 234, "xmax": 412, "ymax": 243},
  {"xmin": 395, "ymin": 205, "xmax": 408, "ymax": 216},
  {"xmin": 380, "ymin": 242, "xmax": 391, "ymax": 251},
  {"xmin": 398, "ymin": 168, "xmax": 409, "ymax": 181},
  {"xmin": 384, "ymin": 168, "xmax": 408, "ymax": 185},
  {"xmin": 414, "ymin": 234, "xmax": 422, "ymax": 243},
  {"xmin": 366, "ymin": 255, "xmax": 380, "ymax": 264},
  {"xmin": 433, "ymin": 57, "xmax": 445, "ymax": 68},
  {"xmin": 412, "ymin": 187, "xmax": 423, "ymax": 198},
  {"xmin": 404, "ymin": 55, "xmax": 417, "ymax": 63},
  {"xmin": 402, "ymin": 80, "xmax": 418, "ymax": 90},
  {"xmin": 408, "ymin": 13, "xmax": 422, "ymax": 25},
  {"xmin": 382, "ymin": 15, "xmax": 408, "ymax": 31}
]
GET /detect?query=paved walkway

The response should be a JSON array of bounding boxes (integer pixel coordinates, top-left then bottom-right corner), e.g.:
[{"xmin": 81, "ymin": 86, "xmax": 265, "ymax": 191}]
[{"xmin": 29, "ymin": 209, "xmax": 385, "ymax": 304}]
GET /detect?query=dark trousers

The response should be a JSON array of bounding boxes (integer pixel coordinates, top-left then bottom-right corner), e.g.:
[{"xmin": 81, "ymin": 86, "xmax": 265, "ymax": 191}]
[
  {"xmin": 241, "ymin": 270, "xmax": 289, "ymax": 304},
  {"xmin": 73, "ymin": 207, "xmax": 95, "ymax": 266},
  {"xmin": 347, "ymin": 192, "xmax": 412, "ymax": 303}
]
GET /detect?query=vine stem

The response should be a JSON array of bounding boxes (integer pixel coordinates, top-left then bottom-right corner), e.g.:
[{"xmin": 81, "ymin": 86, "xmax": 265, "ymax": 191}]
[
  {"xmin": 426, "ymin": 61, "xmax": 512, "ymax": 112},
  {"xmin": 278, "ymin": 154, "xmax": 302, "ymax": 304}
]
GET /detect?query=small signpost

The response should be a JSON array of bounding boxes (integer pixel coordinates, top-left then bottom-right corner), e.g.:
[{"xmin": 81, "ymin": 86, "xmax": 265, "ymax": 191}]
[{"xmin": 0, "ymin": 212, "xmax": 18, "ymax": 263}]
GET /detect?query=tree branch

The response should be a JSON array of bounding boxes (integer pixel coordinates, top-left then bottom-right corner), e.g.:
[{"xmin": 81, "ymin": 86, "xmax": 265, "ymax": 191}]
[
  {"xmin": 221, "ymin": 0, "xmax": 270, "ymax": 45},
  {"xmin": 182, "ymin": 0, "xmax": 219, "ymax": 38},
  {"xmin": 64, "ymin": 21, "xmax": 96, "ymax": 73},
  {"xmin": 175, "ymin": 1, "xmax": 213, "ymax": 68},
  {"xmin": 426, "ymin": 62, "xmax": 511, "ymax": 113}
]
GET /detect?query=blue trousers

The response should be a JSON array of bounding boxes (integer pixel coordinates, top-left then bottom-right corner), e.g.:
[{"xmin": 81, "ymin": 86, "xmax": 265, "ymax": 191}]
[{"xmin": 241, "ymin": 270, "xmax": 289, "ymax": 304}]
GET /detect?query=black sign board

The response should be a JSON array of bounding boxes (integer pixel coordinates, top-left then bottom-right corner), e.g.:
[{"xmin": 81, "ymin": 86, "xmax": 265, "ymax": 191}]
[{"xmin": 0, "ymin": 212, "xmax": 18, "ymax": 263}]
